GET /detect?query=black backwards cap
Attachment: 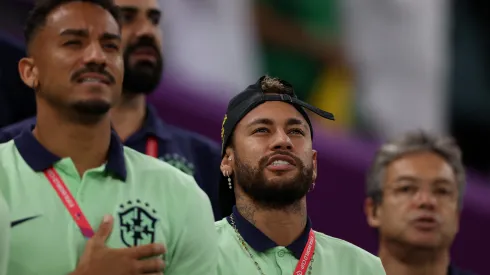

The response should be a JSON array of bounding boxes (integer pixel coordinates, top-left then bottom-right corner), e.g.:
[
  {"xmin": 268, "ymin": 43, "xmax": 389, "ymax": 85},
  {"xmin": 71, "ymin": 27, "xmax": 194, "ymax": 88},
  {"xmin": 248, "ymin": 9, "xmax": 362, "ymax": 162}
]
[{"xmin": 219, "ymin": 75, "xmax": 335, "ymax": 218}]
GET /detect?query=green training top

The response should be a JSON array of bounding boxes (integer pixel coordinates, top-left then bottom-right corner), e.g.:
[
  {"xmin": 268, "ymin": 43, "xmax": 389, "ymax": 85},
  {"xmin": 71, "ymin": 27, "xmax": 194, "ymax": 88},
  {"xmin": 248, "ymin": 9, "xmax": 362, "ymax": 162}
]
[
  {"xmin": 0, "ymin": 191, "xmax": 9, "ymax": 275},
  {"xmin": 0, "ymin": 129, "xmax": 217, "ymax": 275},
  {"xmin": 215, "ymin": 207, "xmax": 386, "ymax": 274}
]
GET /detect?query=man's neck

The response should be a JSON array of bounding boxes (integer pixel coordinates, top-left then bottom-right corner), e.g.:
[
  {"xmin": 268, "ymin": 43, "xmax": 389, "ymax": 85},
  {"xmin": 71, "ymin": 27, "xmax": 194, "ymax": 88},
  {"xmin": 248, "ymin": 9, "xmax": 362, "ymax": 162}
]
[
  {"xmin": 34, "ymin": 108, "xmax": 112, "ymax": 176},
  {"xmin": 234, "ymin": 189, "xmax": 308, "ymax": 246},
  {"xmin": 379, "ymin": 241, "xmax": 450, "ymax": 275},
  {"xmin": 111, "ymin": 94, "xmax": 147, "ymax": 142}
]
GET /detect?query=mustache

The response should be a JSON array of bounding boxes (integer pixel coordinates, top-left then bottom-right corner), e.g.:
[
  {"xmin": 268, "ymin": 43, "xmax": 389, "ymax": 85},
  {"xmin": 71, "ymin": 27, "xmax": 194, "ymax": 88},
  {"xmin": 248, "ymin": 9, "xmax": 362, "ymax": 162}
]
[
  {"xmin": 71, "ymin": 65, "xmax": 115, "ymax": 84},
  {"xmin": 126, "ymin": 36, "xmax": 160, "ymax": 56},
  {"xmin": 259, "ymin": 151, "xmax": 303, "ymax": 168}
]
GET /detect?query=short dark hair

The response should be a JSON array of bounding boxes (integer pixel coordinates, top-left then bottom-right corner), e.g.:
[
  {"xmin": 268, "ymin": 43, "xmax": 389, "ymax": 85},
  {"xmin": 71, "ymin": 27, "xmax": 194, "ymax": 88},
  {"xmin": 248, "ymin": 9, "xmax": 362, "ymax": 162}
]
[
  {"xmin": 366, "ymin": 130, "xmax": 466, "ymax": 208},
  {"xmin": 24, "ymin": 0, "xmax": 121, "ymax": 53},
  {"xmin": 260, "ymin": 75, "xmax": 295, "ymax": 96}
]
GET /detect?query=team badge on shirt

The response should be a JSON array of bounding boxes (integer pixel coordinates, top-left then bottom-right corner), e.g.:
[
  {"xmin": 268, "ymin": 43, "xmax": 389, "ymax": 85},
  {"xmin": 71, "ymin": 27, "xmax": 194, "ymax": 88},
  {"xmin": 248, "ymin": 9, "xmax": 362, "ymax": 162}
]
[
  {"xmin": 158, "ymin": 153, "xmax": 195, "ymax": 175},
  {"xmin": 118, "ymin": 199, "xmax": 158, "ymax": 247}
]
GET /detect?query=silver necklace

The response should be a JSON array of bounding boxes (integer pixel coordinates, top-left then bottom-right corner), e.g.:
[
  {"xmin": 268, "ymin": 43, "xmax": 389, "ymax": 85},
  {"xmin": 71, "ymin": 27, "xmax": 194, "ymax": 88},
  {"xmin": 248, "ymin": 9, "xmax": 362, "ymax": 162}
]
[{"xmin": 229, "ymin": 214, "xmax": 315, "ymax": 275}]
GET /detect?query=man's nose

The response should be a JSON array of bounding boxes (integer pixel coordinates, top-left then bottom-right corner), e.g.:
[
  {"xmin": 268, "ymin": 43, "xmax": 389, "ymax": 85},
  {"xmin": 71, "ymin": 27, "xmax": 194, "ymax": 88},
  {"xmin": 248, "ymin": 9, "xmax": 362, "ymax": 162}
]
[
  {"xmin": 270, "ymin": 130, "xmax": 293, "ymax": 151},
  {"xmin": 82, "ymin": 43, "xmax": 107, "ymax": 66}
]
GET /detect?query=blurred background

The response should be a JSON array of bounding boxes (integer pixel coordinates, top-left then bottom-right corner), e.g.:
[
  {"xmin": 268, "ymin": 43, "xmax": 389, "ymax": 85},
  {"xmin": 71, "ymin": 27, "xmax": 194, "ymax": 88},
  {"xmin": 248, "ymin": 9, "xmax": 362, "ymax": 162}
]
[{"xmin": 1, "ymin": 0, "xmax": 489, "ymax": 273}]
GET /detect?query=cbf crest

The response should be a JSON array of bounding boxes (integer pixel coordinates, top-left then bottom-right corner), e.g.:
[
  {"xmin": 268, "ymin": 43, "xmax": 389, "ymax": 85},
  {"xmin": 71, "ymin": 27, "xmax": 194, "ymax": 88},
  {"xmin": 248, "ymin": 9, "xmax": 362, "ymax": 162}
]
[
  {"xmin": 159, "ymin": 153, "xmax": 195, "ymax": 176},
  {"xmin": 118, "ymin": 200, "xmax": 158, "ymax": 247}
]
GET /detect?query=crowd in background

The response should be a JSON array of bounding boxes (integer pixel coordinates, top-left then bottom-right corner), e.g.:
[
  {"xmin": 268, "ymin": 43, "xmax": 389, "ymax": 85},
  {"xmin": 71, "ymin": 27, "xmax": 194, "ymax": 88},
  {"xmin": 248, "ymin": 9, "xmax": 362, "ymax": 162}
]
[
  {"xmin": 0, "ymin": 0, "xmax": 489, "ymax": 274},
  {"xmin": 3, "ymin": 0, "xmax": 490, "ymax": 174}
]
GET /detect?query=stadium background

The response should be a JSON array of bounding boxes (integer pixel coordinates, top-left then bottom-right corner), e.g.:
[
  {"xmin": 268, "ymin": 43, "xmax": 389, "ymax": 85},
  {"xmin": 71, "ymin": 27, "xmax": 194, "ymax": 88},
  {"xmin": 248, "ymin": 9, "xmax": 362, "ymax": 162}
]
[{"xmin": 1, "ymin": 0, "xmax": 489, "ymax": 274}]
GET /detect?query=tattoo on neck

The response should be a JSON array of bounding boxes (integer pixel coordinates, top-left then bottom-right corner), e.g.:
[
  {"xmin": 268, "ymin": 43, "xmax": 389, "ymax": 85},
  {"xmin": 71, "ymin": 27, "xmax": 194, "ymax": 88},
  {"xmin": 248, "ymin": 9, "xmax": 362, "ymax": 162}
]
[
  {"xmin": 236, "ymin": 203, "xmax": 257, "ymax": 225},
  {"xmin": 290, "ymin": 201, "xmax": 307, "ymax": 227}
]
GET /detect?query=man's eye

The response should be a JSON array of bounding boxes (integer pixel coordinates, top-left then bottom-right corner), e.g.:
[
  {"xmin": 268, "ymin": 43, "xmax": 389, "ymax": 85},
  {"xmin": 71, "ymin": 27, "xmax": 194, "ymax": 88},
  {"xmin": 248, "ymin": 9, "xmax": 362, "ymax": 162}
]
[
  {"xmin": 289, "ymin": 129, "xmax": 305, "ymax": 135},
  {"xmin": 253, "ymin": 128, "xmax": 269, "ymax": 134},
  {"xmin": 121, "ymin": 12, "xmax": 136, "ymax": 24},
  {"xmin": 63, "ymin": 40, "xmax": 81, "ymax": 46}
]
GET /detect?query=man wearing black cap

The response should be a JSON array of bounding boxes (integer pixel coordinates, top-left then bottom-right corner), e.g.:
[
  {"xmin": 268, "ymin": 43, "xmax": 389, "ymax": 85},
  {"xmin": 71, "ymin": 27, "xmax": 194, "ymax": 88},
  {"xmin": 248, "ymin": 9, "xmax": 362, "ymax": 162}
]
[{"xmin": 215, "ymin": 75, "xmax": 386, "ymax": 274}]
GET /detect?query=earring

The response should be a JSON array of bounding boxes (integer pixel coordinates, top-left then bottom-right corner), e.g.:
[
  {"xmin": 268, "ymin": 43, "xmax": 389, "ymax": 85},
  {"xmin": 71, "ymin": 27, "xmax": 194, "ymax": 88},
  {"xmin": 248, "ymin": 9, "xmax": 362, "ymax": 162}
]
[
  {"xmin": 226, "ymin": 171, "xmax": 232, "ymax": 189},
  {"xmin": 228, "ymin": 157, "xmax": 232, "ymax": 161},
  {"xmin": 309, "ymin": 182, "xmax": 315, "ymax": 192}
]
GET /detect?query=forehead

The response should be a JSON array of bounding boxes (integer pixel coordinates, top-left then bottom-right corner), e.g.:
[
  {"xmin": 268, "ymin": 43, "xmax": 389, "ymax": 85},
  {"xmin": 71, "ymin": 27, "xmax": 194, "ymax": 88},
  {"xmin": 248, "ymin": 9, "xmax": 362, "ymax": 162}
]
[
  {"xmin": 385, "ymin": 151, "xmax": 456, "ymax": 182},
  {"xmin": 44, "ymin": 2, "xmax": 119, "ymax": 36},
  {"xmin": 115, "ymin": 0, "xmax": 160, "ymax": 10},
  {"xmin": 237, "ymin": 101, "xmax": 307, "ymax": 128}
]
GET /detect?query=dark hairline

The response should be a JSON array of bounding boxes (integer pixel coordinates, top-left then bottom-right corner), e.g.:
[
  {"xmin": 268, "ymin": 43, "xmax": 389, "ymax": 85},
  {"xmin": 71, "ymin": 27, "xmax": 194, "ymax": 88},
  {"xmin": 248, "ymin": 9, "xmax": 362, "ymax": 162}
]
[{"xmin": 24, "ymin": 0, "xmax": 121, "ymax": 55}]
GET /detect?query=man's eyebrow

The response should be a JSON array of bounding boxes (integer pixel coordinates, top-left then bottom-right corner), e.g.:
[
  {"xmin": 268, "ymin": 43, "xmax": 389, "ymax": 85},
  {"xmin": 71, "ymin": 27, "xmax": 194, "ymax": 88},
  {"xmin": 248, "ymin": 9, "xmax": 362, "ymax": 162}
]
[
  {"xmin": 118, "ymin": 6, "xmax": 138, "ymax": 13},
  {"xmin": 59, "ymin": 28, "xmax": 89, "ymax": 37},
  {"xmin": 246, "ymin": 118, "xmax": 274, "ymax": 127},
  {"xmin": 100, "ymin": 32, "xmax": 121, "ymax": 41},
  {"xmin": 147, "ymin": 8, "xmax": 161, "ymax": 17},
  {"xmin": 59, "ymin": 29, "xmax": 120, "ymax": 41},
  {"xmin": 285, "ymin": 118, "xmax": 305, "ymax": 127}
]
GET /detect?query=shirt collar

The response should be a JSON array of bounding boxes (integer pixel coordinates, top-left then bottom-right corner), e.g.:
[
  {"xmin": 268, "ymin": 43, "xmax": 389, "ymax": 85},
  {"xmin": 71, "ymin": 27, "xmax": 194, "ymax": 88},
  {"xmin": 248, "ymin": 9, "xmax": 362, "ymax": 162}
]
[
  {"xmin": 14, "ymin": 127, "xmax": 127, "ymax": 181},
  {"xmin": 143, "ymin": 104, "xmax": 172, "ymax": 141},
  {"xmin": 226, "ymin": 206, "xmax": 313, "ymax": 259}
]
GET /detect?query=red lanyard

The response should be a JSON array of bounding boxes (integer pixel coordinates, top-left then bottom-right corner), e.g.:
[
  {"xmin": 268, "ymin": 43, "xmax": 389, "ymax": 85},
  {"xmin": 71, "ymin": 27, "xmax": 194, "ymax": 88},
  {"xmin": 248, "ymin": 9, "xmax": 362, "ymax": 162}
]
[
  {"xmin": 146, "ymin": 137, "xmax": 158, "ymax": 158},
  {"xmin": 43, "ymin": 137, "xmax": 158, "ymax": 239},
  {"xmin": 293, "ymin": 229, "xmax": 316, "ymax": 275},
  {"xmin": 44, "ymin": 168, "xmax": 94, "ymax": 238}
]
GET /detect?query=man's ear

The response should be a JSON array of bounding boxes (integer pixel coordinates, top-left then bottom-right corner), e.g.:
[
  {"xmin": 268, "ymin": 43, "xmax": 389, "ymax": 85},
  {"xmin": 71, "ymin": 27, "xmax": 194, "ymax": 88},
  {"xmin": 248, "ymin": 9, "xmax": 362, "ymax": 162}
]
[
  {"xmin": 365, "ymin": 197, "xmax": 381, "ymax": 228},
  {"xmin": 18, "ymin": 57, "xmax": 39, "ymax": 89},
  {"xmin": 220, "ymin": 147, "xmax": 235, "ymax": 175}
]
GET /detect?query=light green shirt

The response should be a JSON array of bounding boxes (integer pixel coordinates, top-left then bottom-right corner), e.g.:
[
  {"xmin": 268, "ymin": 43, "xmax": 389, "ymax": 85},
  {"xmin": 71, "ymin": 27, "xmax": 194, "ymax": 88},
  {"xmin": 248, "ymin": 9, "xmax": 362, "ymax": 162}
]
[
  {"xmin": 0, "ymin": 131, "xmax": 217, "ymax": 275},
  {"xmin": 0, "ymin": 192, "xmax": 9, "ymax": 275},
  {"xmin": 215, "ymin": 216, "xmax": 386, "ymax": 275}
]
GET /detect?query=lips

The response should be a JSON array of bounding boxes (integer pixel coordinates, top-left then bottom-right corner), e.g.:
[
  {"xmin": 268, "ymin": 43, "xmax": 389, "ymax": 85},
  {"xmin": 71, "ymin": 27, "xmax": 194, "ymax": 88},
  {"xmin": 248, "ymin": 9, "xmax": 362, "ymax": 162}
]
[
  {"xmin": 415, "ymin": 216, "xmax": 437, "ymax": 223},
  {"xmin": 76, "ymin": 73, "xmax": 111, "ymax": 85},
  {"xmin": 266, "ymin": 154, "xmax": 296, "ymax": 167},
  {"xmin": 411, "ymin": 215, "xmax": 440, "ymax": 230}
]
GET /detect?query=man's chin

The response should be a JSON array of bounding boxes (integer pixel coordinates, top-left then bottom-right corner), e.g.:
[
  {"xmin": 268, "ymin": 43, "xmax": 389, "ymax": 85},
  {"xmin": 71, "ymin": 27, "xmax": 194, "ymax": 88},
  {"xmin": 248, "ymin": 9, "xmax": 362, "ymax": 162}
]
[
  {"xmin": 266, "ymin": 176, "xmax": 298, "ymax": 187},
  {"xmin": 402, "ymin": 232, "xmax": 445, "ymax": 249},
  {"xmin": 70, "ymin": 100, "xmax": 111, "ymax": 116}
]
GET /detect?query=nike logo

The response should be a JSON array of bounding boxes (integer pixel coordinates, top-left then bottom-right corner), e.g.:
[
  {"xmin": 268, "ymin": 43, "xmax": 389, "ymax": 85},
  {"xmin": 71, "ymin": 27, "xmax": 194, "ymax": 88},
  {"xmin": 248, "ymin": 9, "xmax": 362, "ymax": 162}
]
[{"xmin": 11, "ymin": 215, "xmax": 41, "ymax": 227}]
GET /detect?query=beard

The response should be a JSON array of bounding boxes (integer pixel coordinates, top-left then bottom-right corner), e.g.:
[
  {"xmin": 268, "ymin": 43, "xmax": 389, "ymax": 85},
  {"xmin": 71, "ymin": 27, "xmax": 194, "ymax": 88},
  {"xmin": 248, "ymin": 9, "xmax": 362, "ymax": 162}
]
[
  {"xmin": 122, "ymin": 36, "xmax": 164, "ymax": 95},
  {"xmin": 71, "ymin": 99, "xmax": 110, "ymax": 114},
  {"xmin": 67, "ymin": 100, "xmax": 111, "ymax": 125},
  {"xmin": 36, "ymin": 82, "xmax": 111, "ymax": 125},
  {"xmin": 234, "ymin": 150, "xmax": 314, "ymax": 210}
]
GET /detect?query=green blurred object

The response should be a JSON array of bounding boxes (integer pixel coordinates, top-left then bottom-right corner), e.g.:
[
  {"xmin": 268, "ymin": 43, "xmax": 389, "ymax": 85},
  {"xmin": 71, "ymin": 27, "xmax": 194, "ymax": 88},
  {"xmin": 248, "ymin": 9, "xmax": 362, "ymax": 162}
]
[{"xmin": 258, "ymin": 0, "xmax": 340, "ymax": 101}]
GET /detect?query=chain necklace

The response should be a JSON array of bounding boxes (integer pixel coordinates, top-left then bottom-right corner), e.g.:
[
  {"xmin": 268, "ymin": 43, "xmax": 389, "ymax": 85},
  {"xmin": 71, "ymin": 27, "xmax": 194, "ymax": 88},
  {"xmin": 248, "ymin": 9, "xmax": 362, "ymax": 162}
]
[{"xmin": 229, "ymin": 214, "xmax": 315, "ymax": 275}]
